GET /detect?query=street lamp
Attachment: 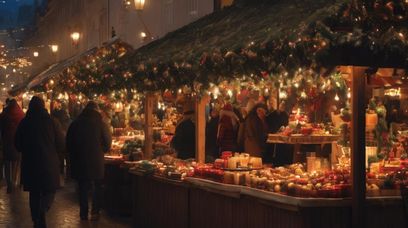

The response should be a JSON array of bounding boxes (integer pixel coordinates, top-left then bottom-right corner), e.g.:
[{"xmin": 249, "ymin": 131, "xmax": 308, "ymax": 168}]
[
  {"xmin": 50, "ymin": 44, "xmax": 59, "ymax": 53},
  {"xmin": 132, "ymin": 0, "xmax": 152, "ymax": 43},
  {"xmin": 70, "ymin": 32, "xmax": 80, "ymax": 47},
  {"xmin": 134, "ymin": 0, "xmax": 145, "ymax": 11}
]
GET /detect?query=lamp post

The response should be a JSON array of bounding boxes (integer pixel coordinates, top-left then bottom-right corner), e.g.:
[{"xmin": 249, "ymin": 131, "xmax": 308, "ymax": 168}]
[
  {"xmin": 133, "ymin": 0, "xmax": 152, "ymax": 43},
  {"xmin": 50, "ymin": 44, "xmax": 59, "ymax": 53},
  {"xmin": 50, "ymin": 44, "xmax": 59, "ymax": 62},
  {"xmin": 70, "ymin": 32, "xmax": 80, "ymax": 48}
]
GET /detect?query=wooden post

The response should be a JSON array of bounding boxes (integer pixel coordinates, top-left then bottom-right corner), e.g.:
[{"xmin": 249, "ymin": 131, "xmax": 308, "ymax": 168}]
[
  {"xmin": 350, "ymin": 66, "xmax": 366, "ymax": 228},
  {"xmin": 195, "ymin": 96, "xmax": 207, "ymax": 163},
  {"xmin": 144, "ymin": 92, "xmax": 154, "ymax": 159}
]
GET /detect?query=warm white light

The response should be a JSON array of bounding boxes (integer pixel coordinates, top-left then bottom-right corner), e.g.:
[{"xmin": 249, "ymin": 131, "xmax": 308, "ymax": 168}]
[
  {"xmin": 49, "ymin": 79, "xmax": 54, "ymax": 85},
  {"xmin": 227, "ymin": 89, "xmax": 233, "ymax": 98},
  {"xmin": 140, "ymin": 32, "xmax": 147, "ymax": 38},
  {"xmin": 33, "ymin": 51, "xmax": 39, "ymax": 57},
  {"xmin": 335, "ymin": 93, "xmax": 340, "ymax": 101},
  {"xmin": 385, "ymin": 88, "xmax": 401, "ymax": 97},
  {"xmin": 71, "ymin": 32, "xmax": 80, "ymax": 42},
  {"xmin": 50, "ymin": 44, "xmax": 58, "ymax": 53},
  {"xmin": 279, "ymin": 90, "xmax": 287, "ymax": 99},
  {"xmin": 12, "ymin": 69, "xmax": 16, "ymax": 73},
  {"xmin": 294, "ymin": 83, "xmax": 299, "ymax": 88},
  {"xmin": 300, "ymin": 91, "xmax": 307, "ymax": 98},
  {"xmin": 212, "ymin": 87, "xmax": 220, "ymax": 99},
  {"xmin": 134, "ymin": 0, "xmax": 145, "ymax": 10}
]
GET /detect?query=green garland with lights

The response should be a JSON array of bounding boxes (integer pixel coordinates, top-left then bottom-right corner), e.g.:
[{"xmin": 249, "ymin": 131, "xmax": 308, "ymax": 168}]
[{"xmin": 32, "ymin": 0, "xmax": 408, "ymax": 100}]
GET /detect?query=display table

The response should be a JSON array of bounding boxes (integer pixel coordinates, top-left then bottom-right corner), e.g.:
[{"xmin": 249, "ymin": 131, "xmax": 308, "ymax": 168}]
[
  {"xmin": 267, "ymin": 134, "xmax": 339, "ymax": 163},
  {"xmin": 129, "ymin": 172, "xmax": 406, "ymax": 228}
]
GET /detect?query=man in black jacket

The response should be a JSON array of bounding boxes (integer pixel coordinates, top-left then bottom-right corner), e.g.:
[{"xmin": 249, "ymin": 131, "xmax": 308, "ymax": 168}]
[
  {"xmin": 66, "ymin": 101, "xmax": 112, "ymax": 221},
  {"xmin": 15, "ymin": 96, "xmax": 63, "ymax": 228}
]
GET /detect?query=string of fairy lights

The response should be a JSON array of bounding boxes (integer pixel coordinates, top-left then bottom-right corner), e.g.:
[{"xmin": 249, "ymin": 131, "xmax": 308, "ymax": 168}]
[{"xmin": 11, "ymin": 0, "xmax": 408, "ymax": 115}]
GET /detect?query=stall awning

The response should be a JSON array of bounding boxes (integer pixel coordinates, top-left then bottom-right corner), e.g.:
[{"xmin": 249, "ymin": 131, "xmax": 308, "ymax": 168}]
[
  {"xmin": 9, "ymin": 37, "xmax": 130, "ymax": 95},
  {"xmin": 26, "ymin": 47, "xmax": 98, "ymax": 89}
]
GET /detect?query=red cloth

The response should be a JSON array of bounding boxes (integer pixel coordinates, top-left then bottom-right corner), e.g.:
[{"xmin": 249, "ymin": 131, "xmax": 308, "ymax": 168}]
[{"xmin": 217, "ymin": 115, "xmax": 237, "ymax": 152}]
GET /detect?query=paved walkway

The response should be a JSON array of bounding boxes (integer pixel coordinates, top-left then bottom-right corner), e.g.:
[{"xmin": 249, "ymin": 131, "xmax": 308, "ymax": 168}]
[{"xmin": 0, "ymin": 181, "xmax": 132, "ymax": 228}]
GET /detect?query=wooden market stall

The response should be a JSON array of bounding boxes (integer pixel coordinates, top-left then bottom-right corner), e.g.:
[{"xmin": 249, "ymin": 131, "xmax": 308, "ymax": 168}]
[
  {"xmin": 8, "ymin": 0, "xmax": 408, "ymax": 227},
  {"xmin": 122, "ymin": 0, "xmax": 408, "ymax": 227}
]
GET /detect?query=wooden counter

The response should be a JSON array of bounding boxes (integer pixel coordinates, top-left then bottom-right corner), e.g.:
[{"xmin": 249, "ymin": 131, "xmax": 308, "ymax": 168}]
[
  {"xmin": 129, "ymin": 173, "xmax": 406, "ymax": 228},
  {"xmin": 130, "ymin": 171, "xmax": 190, "ymax": 228}
]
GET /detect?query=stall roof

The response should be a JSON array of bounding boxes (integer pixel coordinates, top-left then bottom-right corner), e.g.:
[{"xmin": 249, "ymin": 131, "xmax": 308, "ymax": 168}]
[
  {"xmin": 26, "ymin": 47, "xmax": 98, "ymax": 89},
  {"xmin": 9, "ymin": 37, "xmax": 132, "ymax": 95},
  {"xmin": 131, "ymin": 0, "xmax": 408, "ymax": 69}
]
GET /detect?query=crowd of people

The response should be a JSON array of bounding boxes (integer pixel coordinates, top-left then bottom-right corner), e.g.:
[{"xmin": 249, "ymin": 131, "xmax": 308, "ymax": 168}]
[
  {"xmin": 171, "ymin": 99, "xmax": 291, "ymax": 166},
  {"xmin": 0, "ymin": 97, "xmax": 112, "ymax": 228}
]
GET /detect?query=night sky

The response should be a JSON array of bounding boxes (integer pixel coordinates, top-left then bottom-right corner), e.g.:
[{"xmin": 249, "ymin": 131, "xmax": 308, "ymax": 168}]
[{"xmin": 0, "ymin": 0, "xmax": 40, "ymax": 29}]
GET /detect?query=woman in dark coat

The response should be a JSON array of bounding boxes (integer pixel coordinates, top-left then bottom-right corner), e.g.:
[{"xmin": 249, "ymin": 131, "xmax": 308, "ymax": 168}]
[
  {"xmin": 15, "ymin": 96, "xmax": 63, "ymax": 228},
  {"xmin": 0, "ymin": 99, "xmax": 25, "ymax": 193},
  {"xmin": 66, "ymin": 101, "xmax": 112, "ymax": 220},
  {"xmin": 243, "ymin": 103, "xmax": 269, "ymax": 158}
]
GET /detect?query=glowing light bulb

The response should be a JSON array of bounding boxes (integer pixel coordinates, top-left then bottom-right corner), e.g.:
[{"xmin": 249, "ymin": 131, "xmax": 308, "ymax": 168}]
[
  {"xmin": 227, "ymin": 89, "xmax": 233, "ymax": 98},
  {"xmin": 301, "ymin": 91, "xmax": 307, "ymax": 98},
  {"xmin": 335, "ymin": 93, "xmax": 340, "ymax": 101}
]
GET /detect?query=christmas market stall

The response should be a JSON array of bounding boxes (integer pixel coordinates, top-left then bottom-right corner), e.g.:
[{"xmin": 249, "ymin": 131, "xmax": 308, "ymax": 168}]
[
  {"xmin": 8, "ymin": 0, "xmax": 408, "ymax": 227},
  {"xmin": 118, "ymin": 0, "xmax": 408, "ymax": 227}
]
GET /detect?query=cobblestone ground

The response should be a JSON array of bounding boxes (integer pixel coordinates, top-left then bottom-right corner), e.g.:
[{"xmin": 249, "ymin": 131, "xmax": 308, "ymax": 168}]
[{"xmin": 0, "ymin": 180, "xmax": 131, "ymax": 228}]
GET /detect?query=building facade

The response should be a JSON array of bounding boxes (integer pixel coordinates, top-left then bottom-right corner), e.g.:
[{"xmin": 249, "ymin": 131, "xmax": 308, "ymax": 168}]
[{"xmin": 24, "ymin": 0, "xmax": 219, "ymax": 67}]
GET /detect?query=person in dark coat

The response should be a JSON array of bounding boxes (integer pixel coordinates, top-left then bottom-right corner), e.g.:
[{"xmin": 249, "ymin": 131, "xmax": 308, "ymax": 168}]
[
  {"xmin": 205, "ymin": 108, "xmax": 219, "ymax": 161},
  {"xmin": 0, "ymin": 99, "xmax": 25, "ymax": 193},
  {"xmin": 171, "ymin": 102, "xmax": 196, "ymax": 160},
  {"xmin": 243, "ymin": 103, "xmax": 269, "ymax": 158},
  {"xmin": 51, "ymin": 104, "xmax": 70, "ymax": 183},
  {"xmin": 66, "ymin": 101, "xmax": 112, "ymax": 220},
  {"xmin": 15, "ymin": 96, "xmax": 63, "ymax": 228},
  {"xmin": 266, "ymin": 102, "xmax": 292, "ymax": 166},
  {"xmin": 267, "ymin": 102, "xmax": 289, "ymax": 133},
  {"xmin": 217, "ymin": 103, "xmax": 239, "ymax": 153}
]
